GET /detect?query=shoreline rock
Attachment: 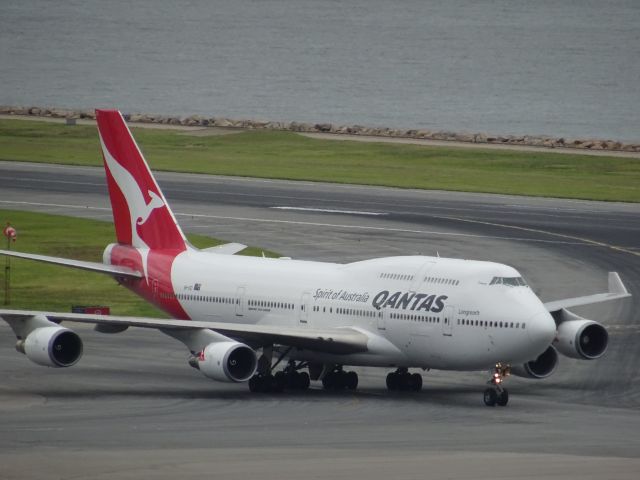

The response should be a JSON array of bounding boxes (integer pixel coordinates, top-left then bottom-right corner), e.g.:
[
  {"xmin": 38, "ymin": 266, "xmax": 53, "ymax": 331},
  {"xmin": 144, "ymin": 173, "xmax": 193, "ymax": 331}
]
[{"xmin": 1, "ymin": 105, "xmax": 638, "ymax": 153}]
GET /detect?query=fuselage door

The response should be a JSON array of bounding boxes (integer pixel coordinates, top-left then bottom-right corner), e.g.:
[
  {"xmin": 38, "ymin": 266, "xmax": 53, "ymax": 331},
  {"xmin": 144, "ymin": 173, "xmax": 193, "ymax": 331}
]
[
  {"xmin": 299, "ymin": 292, "xmax": 311, "ymax": 326},
  {"xmin": 235, "ymin": 286, "xmax": 246, "ymax": 316},
  {"xmin": 442, "ymin": 305, "xmax": 454, "ymax": 336}
]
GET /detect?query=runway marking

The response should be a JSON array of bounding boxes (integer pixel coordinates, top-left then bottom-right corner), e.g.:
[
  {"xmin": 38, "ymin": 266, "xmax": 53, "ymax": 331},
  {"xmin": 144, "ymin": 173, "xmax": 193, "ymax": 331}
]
[
  {"xmin": 271, "ymin": 206, "xmax": 387, "ymax": 216},
  {"xmin": 1, "ymin": 199, "xmax": 630, "ymax": 251}
]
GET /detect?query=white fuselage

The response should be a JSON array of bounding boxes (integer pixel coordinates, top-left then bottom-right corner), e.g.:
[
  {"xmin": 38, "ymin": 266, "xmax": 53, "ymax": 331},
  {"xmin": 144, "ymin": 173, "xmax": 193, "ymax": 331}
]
[{"xmin": 167, "ymin": 251, "xmax": 556, "ymax": 371}]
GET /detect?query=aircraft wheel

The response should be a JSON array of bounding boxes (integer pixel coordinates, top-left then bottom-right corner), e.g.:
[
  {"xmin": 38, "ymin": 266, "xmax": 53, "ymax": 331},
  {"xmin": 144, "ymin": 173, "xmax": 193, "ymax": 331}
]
[
  {"xmin": 285, "ymin": 371, "xmax": 298, "ymax": 390},
  {"xmin": 346, "ymin": 371, "xmax": 358, "ymax": 390},
  {"xmin": 496, "ymin": 388, "xmax": 509, "ymax": 407},
  {"xmin": 410, "ymin": 373, "xmax": 423, "ymax": 392},
  {"xmin": 483, "ymin": 387, "xmax": 497, "ymax": 407},
  {"xmin": 399, "ymin": 374, "xmax": 411, "ymax": 391},
  {"xmin": 272, "ymin": 371, "xmax": 286, "ymax": 393},
  {"xmin": 322, "ymin": 372, "xmax": 335, "ymax": 390},
  {"xmin": 248, "ymin": 375, "xmax": 261, "ymax": 393},
  {"xmin": 296, "ymin": 371, "xmax": 311, "ymax": 390},
  {"xmin": 386, "ymin": 372, "xmax": 398, "ymax": 391}
]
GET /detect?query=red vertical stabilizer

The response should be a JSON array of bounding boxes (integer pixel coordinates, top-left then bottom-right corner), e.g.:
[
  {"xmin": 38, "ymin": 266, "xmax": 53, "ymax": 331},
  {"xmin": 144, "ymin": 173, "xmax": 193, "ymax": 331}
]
[{"xmin": 95, "ymin": 109, "xmax": 187, "ymax": 251}]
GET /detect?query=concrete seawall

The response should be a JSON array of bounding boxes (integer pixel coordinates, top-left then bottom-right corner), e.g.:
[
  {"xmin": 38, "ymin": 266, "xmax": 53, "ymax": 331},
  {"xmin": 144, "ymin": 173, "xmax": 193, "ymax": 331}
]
[{"xmin": 2, "ymin": 105, "xmax": 638, "ymax": 153}]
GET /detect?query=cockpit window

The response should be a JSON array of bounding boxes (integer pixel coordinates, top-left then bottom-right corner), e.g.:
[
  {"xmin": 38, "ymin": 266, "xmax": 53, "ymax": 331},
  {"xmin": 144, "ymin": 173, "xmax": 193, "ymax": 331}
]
[{"xmin": 490, "ymin": 276, "xmax": 527, "ymax": 287}]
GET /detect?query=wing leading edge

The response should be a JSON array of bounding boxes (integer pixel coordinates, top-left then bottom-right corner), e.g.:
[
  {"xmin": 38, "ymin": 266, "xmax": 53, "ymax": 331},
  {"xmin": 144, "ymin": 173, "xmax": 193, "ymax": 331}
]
[{"xmin": 0, "ymin": 309, "xmax": 369, "ymax": 355}]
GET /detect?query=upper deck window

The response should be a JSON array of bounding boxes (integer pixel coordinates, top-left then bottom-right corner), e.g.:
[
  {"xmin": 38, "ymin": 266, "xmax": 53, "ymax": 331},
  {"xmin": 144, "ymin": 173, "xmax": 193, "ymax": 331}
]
[{"xmin": 489, "ymin": 276, "xmax": 527, "ymax": 287}]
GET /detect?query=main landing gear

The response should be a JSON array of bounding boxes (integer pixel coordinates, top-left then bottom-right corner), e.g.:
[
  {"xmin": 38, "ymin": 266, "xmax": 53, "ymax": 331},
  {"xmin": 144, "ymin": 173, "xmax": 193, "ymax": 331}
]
[
  {"xmin": 386, "ymin": 368, "xmax": 423, "ymax": 392},
  {"xmin": 249, "ymin": 360, "xmax": 311, "ymax": 393},
  {"xmin": 483, "ymin": 363, "xmax": 510, "ymax": 407},
  {"xmin": 321, "ymin": 366, "xmax": 358, "ymax": 391}
]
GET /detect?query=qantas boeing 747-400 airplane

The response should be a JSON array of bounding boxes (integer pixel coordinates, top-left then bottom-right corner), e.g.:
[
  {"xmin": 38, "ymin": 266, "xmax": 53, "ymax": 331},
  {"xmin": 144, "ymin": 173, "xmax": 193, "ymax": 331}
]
[{"xmin": 0, "ymin": 110, "xmax": 631, "ymax": 406}]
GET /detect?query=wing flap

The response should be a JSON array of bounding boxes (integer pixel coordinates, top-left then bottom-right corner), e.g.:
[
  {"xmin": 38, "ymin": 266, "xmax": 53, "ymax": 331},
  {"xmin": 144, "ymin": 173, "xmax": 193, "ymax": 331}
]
[
  {"xmin": 0, "ymin": 249, "xmax": 142, "ymax": 278},
  {"xmin": 0, "ymin": 309, "xmax": 368, "ymax": 355},
  {"xmin": 544, "ymin": 272, "xmax": 631, "ymax": 313}
]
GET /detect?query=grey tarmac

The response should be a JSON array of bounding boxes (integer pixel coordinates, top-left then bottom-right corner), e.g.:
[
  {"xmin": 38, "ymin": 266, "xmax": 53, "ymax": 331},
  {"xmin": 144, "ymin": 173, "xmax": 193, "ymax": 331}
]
[{"xmin": 0, "ymin": 161, "xmax": 639, "ymax": 479}]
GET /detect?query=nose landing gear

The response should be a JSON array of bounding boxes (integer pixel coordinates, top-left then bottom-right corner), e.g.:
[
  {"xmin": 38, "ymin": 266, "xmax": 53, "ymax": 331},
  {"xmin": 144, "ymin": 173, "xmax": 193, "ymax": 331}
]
[{"xmin": 483, "ymin": 363, "xmax": 510, "ymax": 407}]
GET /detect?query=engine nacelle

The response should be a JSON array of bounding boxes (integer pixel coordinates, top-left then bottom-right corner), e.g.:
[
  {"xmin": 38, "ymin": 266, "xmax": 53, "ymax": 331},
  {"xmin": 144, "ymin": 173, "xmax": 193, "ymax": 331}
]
[
  {"xmin": 511, "ymin": 345, "xmax": 559, "ymax": 379},
  {"xmin": 20, "ymin": 326, "xmax": 83, "ymax": 367},
  {"xmin": 198, "ymin": 341, "xmax": 257, "ymax": 382},
  {"xmin": 553, "ymin": 319, "xmax": 608, "ymax": 360}
]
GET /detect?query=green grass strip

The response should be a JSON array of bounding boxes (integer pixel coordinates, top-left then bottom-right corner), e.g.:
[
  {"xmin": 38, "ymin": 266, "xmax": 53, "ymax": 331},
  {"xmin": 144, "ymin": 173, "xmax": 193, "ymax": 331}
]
[
  {"xmin": 0, "ymin": 119, "xmax": 639, "ymax": 202},
  {"xmin": 0, "ymin": 209, "xmax": 278, "ymax": 317}
]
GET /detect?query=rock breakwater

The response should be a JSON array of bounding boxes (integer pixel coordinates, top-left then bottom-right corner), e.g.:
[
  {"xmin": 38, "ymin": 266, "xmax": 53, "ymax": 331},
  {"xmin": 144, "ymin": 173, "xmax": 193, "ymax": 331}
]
[{"xmin": 1, "ymin": 105, "xmax": 638, "ymax": 153}]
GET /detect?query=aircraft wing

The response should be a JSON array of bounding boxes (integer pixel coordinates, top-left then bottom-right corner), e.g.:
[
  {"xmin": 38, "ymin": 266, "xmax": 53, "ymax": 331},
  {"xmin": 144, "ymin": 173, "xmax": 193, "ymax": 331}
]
[
  {"xmin": 201, "ymin": 243, "xmax": 248, "ymax": 255},
  {"xmin": 0, "ymin": 309, "xmax": 369, "ymax": 355},
  {"xmin": 544, "ymin": 272, "xmax": 630, "ymax": 313},
  {"xmin": 0, "ymin": 249, "xmax": 142, "ymax": 279}
]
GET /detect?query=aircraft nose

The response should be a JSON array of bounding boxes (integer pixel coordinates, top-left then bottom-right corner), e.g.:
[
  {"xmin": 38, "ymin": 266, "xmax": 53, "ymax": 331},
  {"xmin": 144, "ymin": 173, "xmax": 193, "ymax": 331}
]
[{"xmin": 526, "ymin": 311, "xmax": 557, "ymax": 350}]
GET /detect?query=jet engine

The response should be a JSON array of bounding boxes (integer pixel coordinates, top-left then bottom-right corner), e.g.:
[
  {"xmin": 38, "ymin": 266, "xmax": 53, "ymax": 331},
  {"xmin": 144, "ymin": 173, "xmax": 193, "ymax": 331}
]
[
  {"xmin": 18, "ymin": 326, "xmax": 83, "ymax": 367},
  {"xmin": 198, "ymin": 341, "xmax": 257, "ymax": 382},
  {"xmin": 511, "ymin": 345, "xmax": 559, "ymax": 379},
  {"xmin": 553, "ymin": 319, "xmax": 608, "ymax": 360}
]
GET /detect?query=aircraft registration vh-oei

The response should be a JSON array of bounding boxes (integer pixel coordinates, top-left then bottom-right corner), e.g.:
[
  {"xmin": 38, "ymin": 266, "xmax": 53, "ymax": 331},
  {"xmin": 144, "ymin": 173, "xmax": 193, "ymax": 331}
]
[{"xmin": 0, "ymin": 110, "xmax": 631, "ymax": 406}]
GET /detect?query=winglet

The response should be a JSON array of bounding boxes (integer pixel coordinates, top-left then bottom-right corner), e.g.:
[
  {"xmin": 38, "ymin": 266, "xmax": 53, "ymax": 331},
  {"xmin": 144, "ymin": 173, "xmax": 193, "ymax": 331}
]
[{"xmin": 608, "ymin": 272, "xmax": 628, "ymax": 295}]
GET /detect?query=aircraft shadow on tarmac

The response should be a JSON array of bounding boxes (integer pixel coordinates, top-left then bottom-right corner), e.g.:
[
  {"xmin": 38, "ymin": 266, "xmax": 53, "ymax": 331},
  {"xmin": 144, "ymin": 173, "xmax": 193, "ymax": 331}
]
[{"xmin": 14, "ymin": 383, "xmax": 535, "ymax": 408}]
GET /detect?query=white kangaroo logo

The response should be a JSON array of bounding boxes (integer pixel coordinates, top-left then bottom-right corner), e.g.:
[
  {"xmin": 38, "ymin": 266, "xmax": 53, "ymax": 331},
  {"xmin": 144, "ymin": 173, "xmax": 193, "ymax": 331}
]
[
  {"xmin": 136, "ymin": 190, "xmax": 165, "ymax": 227},
  {"xmin": 100, "ymin": 135, "xmax": 166, "ymax": 280}
]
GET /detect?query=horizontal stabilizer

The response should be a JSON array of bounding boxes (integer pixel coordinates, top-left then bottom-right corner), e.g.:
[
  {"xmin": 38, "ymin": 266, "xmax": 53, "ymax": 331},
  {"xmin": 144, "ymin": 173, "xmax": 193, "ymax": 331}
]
[
  {"xmin": 201, "ymin": 243, "xmax": 248, "ymax": 255},
  {"xmin": 0, "ymin": 309, "xmax": 369, "ymax": 355},
  {"xmin": 0, "ymin": 249, "xmax": 142, "ymax": 279},
  {"xmin": 544, "ymin": 272, "xmax": 631, "ymax": 313}
]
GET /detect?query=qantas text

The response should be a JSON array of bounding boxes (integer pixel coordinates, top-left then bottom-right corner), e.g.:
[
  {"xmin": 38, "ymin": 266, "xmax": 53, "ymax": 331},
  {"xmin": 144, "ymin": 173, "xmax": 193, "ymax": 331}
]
[{"xmin": 372, "ymin": 291, "xmax": 448, "ymax": 312}]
